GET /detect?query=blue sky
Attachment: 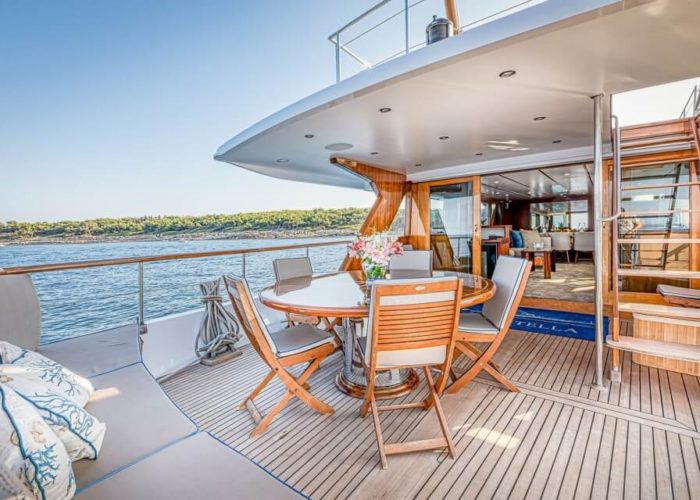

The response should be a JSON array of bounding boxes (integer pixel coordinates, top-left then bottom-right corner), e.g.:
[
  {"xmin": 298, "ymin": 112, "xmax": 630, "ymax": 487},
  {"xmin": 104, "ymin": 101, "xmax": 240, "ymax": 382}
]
[
  {"xmin": 0, "ymin": 0, "xmax": 380, "ymax": 222},
  {"xmin": 1, "ymin": 1, "xmax": 697, "ymax": 223}
]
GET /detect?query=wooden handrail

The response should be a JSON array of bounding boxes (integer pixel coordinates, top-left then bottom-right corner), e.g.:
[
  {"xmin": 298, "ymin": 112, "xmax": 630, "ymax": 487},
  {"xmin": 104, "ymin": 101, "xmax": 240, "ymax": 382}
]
[{"xmin": 0, "ymin": 240, "xmax": 352, "ymax": 275}]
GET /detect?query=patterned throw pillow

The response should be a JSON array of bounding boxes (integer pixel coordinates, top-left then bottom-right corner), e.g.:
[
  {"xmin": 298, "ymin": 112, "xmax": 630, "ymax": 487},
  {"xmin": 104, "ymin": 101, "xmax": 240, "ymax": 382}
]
[
  {"xmin": 0, "ymin": 385, "xmax": 75, "ymax": 500},
  {"xmin": 1, "ymin": 374, "xmax": 106, "ymax": 462},
  {"xmin": 0, "ymin": 341, "xmax": 94, "ymax": 407}
]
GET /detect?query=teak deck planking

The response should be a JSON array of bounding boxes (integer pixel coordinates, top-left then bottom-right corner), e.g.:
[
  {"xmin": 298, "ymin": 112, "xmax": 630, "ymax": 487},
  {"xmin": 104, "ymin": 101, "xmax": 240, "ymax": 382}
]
[{"xmin": 162, "ymin": 322, "xmax": 700, "ymax": 499}]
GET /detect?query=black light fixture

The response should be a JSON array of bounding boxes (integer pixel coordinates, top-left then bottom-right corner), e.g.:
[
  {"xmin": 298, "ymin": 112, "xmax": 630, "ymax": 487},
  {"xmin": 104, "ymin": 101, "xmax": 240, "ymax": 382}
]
[
  {"xmin": 379, "ymin": 107, "xmax": 392, "ymax": 113},
  {"xmin": 304, "ymin": 134, "xmax": 315, "ymax": 139},
  {"xmin": 533, "ymin": 116, "xmax": 547, "ymax": 121},
  {"xmin": 276, "ymin": 158, "xmax": 289, "ymax": 163},
  {"xmin": 415, "ymin": 163, "xmax": 422, "ymax": 167},
  {"xmin": 499, "ymin": 70, "xmax": 516, "ymax": 78},
  {"xmin": 370, "ymin": 152, "xmax": 378, "ymax": 155},
  {"xmin": 475, "ymin": 152, "xmax": 483, "ymax": 156},
  {"xmin": 439, "ymin": 136, "xmax": 449, "ymax": 140}
]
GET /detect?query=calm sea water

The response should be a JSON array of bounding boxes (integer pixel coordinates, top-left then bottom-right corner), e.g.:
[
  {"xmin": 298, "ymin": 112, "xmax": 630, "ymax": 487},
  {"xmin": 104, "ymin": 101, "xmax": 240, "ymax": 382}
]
[{"xmin": 0, "ymin": 238, "xmax": 348, "ymax": 344}]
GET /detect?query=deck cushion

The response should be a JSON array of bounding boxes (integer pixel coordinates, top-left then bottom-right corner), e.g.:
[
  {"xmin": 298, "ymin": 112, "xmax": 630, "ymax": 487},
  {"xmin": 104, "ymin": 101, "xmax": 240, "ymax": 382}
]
[
  {"xmin": 39, "ymin": 325, "xmax": 142, "ymax": 379},
  {"xmin": 76, "ymin": 432, "xmax": 305, "ymax": 500},
  {"xmin": 270, "ymin": 323, "xmax": 336, "ymax": 357},
  {"xmin": 458, "ymin": 312, "xmax": 499, "ymax": 334},
  {"xmin": 74, "ymin": 363, "xmax": 196, "ymax": 490}
]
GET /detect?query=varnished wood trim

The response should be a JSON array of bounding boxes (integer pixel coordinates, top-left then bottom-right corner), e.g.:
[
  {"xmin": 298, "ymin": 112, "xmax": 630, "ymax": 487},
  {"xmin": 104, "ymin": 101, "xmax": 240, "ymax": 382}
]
[{"xmin": 332, "ymin": 157, "xmax": 407, "ymax": 271}]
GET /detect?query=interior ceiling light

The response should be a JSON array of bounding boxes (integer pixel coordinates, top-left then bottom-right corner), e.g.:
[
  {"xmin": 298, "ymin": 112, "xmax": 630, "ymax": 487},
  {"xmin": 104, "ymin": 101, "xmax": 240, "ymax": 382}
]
[
  {"xmin": 439, "ymin": 136, "xmax": 449, "ymax": 140},
  {"xmin": 370, "ymin": 152, "xmax": 378, "ymax": 155},
  {"xmin": 533, "ymin": 116, "xmax": 547, "ymax": 121},
  {"xmin": 494, "ymin": 180, "xmax": 500, "ymax": 184},
  {"xmin": 379, "ymin": 107, "xmax": 392, "ymax": 113},
  {"xmin": 475, "ymin": 152, "xmax": 483, "ymax": 156},
  {"xmin": 304, "ymin": 134, "xmax": 315, "ymax": 139},
  {"xmin": 415, "ymin": 163, "xmax": 422, "ymax": 167},
  {"xmin": 499, "ymin": 70, "xmax": 516, "ymax": 78},
  {"xmin": 276, "ymin": 158, "xmax": 289, "ymax": 163},
  {"xmin": 565, "ymin": 172, "xmax": 571, "ymax": 176},
  {"xmin": 552, "ymin": 139, "xmax": 562, "ymax": 143},
  {"xmin": 324, "ymin": 142, "xmax": 354, "ymax": 151}
]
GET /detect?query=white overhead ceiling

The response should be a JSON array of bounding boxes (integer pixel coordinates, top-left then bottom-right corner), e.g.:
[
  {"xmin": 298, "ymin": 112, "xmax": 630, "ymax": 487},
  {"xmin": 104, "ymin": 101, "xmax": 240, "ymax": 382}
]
[
  {"xmin": 215, "ymin": 0, "xmax": 700, "ymax": 191},
  {"xmin": 482, "ymin": 164, "xmax": 594, "ymax": 201}
]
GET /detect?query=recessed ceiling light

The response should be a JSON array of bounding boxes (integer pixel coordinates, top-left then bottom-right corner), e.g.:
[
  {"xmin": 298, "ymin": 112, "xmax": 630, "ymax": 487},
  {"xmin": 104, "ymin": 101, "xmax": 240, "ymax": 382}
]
[
  {"xmin": 439, "ymin": 136, "xmax": 449, "ymax": 140},
  {"xmin": 324, "ymin": 142, "xmax": 354, "ymax": 151},
  {"xmin": 370, "ymin": 152, "xmax": 378, "ymax": 155},
  {"xmin": 304, "ymin": 134, "xmax": 315, "ymax": 139},
  {"xmin": 499, "ymin": 70, "xmax": 516, "ymax": 78},
  {"xmin": 475, "ymin": 152, "xmax": 483, "ymax": 156},
  {"xmin": 552, "ymin": 139, "xmax": 562, "ymax": 144},
  {"xmin": 533, "ymin": 116, "xmax": 547, "ymax": 121},
  {"xmin": 415, "ymin": 163, "xmax": 422, "ymax": 167},
  {"xmin": 276, "ymin": 158, "xmax": 289, "ymax": 163},
  {"xmin": 494, "ymin": 180, "xmax": 500, "ymax": 184},
  {"xmin": 564, "ymin": 172, "xmax": 570, "ymax": 176},
  {"xmin": 379, "ymin": 107, "xmax": 392, "ymax": 113}
]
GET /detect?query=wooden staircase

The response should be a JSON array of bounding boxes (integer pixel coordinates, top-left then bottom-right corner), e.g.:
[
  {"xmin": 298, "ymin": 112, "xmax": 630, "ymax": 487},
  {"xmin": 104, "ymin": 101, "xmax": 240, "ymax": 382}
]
[{"xmin": 607, "ymin": 113, "xmax": 700, "ymax": 378}]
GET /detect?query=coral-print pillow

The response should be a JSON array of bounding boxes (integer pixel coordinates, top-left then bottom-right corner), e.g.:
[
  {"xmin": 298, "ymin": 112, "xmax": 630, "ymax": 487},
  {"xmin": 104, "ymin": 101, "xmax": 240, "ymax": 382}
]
[
  {"xmin": 0, "ymin": 384, "xmax": 75, "ymax": 500},
  {"xmin": 2, "ymin": 375, "xmax": 106, "ymax": 462},
  {"xmin": 0, "ymin": 341, "xmax": 94, "ymax": 407}
]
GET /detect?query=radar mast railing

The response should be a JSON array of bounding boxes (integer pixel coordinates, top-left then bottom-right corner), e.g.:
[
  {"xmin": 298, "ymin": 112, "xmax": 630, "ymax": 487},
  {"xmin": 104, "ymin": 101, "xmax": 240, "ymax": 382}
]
[
  {"xmin": 680, "ymin": 83, "xmax": 700, "ymax": 119},
  {"xmin": 329, "ymin": 0, "xmax": 545, "ymax": 83}
]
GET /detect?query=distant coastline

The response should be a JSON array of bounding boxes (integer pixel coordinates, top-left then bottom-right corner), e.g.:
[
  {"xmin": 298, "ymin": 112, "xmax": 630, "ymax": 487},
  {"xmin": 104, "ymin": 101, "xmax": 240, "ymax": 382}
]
[{"xmin": 0, "ymin": 208, "xmax": 369, "ymax": 246}]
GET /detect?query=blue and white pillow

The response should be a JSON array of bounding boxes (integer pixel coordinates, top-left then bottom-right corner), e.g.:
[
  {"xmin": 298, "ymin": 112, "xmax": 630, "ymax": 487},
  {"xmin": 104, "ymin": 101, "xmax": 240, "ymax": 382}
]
[
  {"xmin": 0, "ymin": 341, "xmax": 94, "ymax": 407},
  {"xmin": 1, "ymin": 374, "xmax": 105, "ymax": 462},
  {"xmin": 0, "ymin": 384, "xmax": 75, "ymax": 500}
]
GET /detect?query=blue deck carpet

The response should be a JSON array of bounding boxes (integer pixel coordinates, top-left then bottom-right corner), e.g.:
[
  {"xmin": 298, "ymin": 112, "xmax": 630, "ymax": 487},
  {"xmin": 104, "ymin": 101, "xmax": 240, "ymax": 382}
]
[{"xmin": 465, "ymin": 305, "xmax": 607, "ymax": 342}]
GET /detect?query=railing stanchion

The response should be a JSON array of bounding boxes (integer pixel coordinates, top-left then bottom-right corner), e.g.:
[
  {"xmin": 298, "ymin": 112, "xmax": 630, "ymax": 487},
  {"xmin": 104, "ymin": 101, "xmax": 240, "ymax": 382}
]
[
  {"xmin": 138, "ymin": 262, "xmax": 147, "ymax": 334},
  {"xmin": 404, "ymin": 0, "xmax": 409, "ymax": 54},
  {"xmin": 335, "ymin": 34, "xmax": 341, "ymax": 83},
  {"xmin": 242, "ymin": 253, "xmax": 247, "ymax": 278},
  {"xmin": 306, "ymin": 246, "xmax": 310, "ymax": 258}
]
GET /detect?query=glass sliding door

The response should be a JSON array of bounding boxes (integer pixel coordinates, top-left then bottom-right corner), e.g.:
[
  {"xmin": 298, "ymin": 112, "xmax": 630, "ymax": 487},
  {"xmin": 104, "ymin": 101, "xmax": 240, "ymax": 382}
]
[{"xmin": 429, "ymin": 181, "xmax": 478, "ymax": 273}]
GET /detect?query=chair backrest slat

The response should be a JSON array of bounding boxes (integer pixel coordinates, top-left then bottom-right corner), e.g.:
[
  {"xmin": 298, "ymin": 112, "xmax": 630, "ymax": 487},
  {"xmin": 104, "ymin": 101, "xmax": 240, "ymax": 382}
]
[
  {"xmin": 223, "ymin": 275, "xmax": 278, "ymax": 358},
  {"xmin": 365, "ymin": 277, "xmax": 462, "ymax": 364},
  {"xmin": 481, "ymin": 256, "xmax": 530, "ymax": 330},
  {"xmin": 273, "ymin": 257, "xmax": 313, "ymax": 282}
]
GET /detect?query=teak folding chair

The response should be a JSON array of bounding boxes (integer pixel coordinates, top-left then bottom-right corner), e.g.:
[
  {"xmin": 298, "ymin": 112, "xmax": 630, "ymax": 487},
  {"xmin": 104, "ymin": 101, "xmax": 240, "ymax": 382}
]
[
  {"xmin": 447, "ymin": 256, "xmax": 531, "ymax": 395},
  {"xmin": 354, "ymin": 277, "xmax": 463, "ymax": 469},
  {"xmin": 223, "ymin": 274, "xmax": 339, "ymax": 437}
]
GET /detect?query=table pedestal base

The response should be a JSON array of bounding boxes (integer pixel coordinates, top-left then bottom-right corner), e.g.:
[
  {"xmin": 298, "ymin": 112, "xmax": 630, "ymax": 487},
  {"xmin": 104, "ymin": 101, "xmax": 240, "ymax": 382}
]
[
  {"xmin": 335, "ymin": 369, "xmax": 419, "ymax": 399},
  {"xmin": 336, "ymin": 318, "xmax": 420, "ymax": 399}
]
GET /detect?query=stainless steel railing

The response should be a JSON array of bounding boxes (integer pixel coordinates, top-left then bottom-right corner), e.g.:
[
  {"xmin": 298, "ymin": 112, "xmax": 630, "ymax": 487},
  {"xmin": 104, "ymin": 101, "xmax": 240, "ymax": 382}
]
[
  {"xmin": 680, "ymin": 83, "xmax": 700, "ymax": 119},
  {"xmin": 0, "ymin": 239, "xmax": 350, "ymax": 337},
  {"xmin": 329, "ymin": 0, "xmax": 544, "ymax": 83}
]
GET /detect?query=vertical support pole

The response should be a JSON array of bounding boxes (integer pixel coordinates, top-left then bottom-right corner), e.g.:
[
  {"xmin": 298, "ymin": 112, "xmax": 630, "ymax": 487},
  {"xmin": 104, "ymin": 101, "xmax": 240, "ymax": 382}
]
[
  {"xmin": 138, "ymin": 262, "xmax": 147, "ymax": 334},
  {"xmin": 242, "ymin": 253, "xmax": 247, "ymax": 278},
  {"xmin": 306, "ymin": 246, "xmax": 310, "ymax": 258},
  {"xmin": 592, "ymin": 93, "xmax": 607, "ymax": 391},
  {"xmin": 335, "ymin": 34, "xmax": 341, "ymax": 83},
  {"xmin": 404, "ymin": 0, "xmax": 410, "ymax": 54}
]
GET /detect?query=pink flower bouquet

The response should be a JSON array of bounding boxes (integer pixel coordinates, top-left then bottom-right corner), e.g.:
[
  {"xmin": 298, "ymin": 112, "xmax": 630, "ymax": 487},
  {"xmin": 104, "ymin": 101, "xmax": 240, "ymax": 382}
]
[{"xmin": 348, "ymin": 232, "xmax": 403, "ymax": 281}]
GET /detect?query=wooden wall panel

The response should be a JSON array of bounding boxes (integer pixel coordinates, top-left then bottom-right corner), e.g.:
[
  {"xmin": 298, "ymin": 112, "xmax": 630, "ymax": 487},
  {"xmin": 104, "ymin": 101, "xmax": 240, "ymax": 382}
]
[{"xmin": 331, "ymin": 157, "xmax": 407, "ymax": 270}]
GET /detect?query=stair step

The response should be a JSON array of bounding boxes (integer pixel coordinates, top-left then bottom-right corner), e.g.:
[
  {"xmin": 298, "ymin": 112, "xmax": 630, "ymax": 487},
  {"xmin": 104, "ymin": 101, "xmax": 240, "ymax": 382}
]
[
  {"xmin": 617, "ymin": 269, "xmax": 700, "ymax": 278},
  {"xmin": 618, "ymin": 302, "xmax": 700, "ymax": 319},
  {"xmin": 606, "ymin": 335, "xmax": 700, "ymax": 363},
  {"xmin": 618, "ymin": 238, "xmax": 700, "ymax": 244}
]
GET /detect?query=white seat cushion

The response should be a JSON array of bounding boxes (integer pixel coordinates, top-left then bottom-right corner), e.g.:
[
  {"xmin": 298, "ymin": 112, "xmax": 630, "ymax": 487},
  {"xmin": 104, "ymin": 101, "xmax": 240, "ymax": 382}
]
[
  {"xmin": 39, "ymin": 325, "xmax": 142, "ymax": 379},
  {"xmin": 458, "ymin": 312, "xmax": 499, "ymax": 335},
  {"xmin": 270, "ymin": 324, "xmax": 336, "ymax": 357},
  {"xmin": 76, "ymin": 433, "xmax": 303, "ymax": 500},
  {"xmin": 356, "ymin": 336, "xmax": 447, "ymax": 368},
  {"xmin": 74, "ymin": 364, "xmax": 197, "ymax": 490}
]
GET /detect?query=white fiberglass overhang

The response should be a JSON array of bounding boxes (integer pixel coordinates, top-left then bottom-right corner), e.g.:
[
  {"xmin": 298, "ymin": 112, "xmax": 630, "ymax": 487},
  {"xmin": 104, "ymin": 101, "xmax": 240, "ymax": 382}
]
[{"xmin": 215, "ymin": 0, "xmax": 700, "ymax": 191}]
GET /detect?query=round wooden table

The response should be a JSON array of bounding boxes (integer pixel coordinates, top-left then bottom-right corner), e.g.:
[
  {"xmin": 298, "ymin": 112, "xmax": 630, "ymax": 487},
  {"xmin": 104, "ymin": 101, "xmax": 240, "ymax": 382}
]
[{"xmin": 260, "ymin": 270, "xmax": 495, "ymax": 399}]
